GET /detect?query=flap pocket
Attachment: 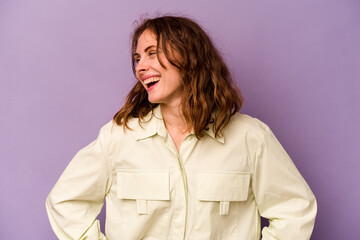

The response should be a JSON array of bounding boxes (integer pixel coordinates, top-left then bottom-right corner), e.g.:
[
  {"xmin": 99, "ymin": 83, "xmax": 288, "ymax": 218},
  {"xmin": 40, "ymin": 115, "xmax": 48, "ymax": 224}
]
[
  {"xmin": 197, "ymin": 172, "xmax": 250, "ymax": 201},
  {"xmin": 117, "ymin": 170, "xmax": 170, "ymax": 200}
]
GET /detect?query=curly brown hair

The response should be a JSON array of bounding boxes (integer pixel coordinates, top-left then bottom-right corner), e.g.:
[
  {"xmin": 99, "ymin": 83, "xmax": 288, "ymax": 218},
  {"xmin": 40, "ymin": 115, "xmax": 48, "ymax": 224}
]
[{"xmin": 113, "ymin": 15, "xmax": 243, "ymax": 138}]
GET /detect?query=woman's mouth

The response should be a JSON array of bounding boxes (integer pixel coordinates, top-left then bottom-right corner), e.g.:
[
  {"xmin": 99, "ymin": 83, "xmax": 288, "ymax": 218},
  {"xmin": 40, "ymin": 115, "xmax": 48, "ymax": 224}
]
[{"xmin": 144, "ymin": 77, "xmax": 161, "ymax": 91}]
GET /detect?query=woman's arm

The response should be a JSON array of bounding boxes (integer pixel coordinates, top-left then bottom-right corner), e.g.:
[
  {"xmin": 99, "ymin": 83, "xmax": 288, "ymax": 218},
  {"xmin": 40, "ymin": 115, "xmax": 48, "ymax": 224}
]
[
  {"xmin": 252, "ymin": 123, "xmax": 317, "ymax": 240},
  {"xmin": 46, "ymin": 124, "xmax": 112, "ymax": 240}
]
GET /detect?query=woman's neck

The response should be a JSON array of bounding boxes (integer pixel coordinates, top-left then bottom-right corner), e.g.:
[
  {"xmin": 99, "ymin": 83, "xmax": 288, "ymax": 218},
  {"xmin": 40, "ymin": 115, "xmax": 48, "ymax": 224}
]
[
  {"xmin": 160, "ymin": 103, "xmax": 192, "ymax": 152},
  {"xmin": 160, "ymin": 103, "xmax": 187, "ymax": 133}
]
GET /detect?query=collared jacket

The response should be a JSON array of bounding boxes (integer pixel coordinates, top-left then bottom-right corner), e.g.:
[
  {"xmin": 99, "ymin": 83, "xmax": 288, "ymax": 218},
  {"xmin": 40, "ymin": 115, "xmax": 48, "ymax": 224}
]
[{"xmin": 46, "ymin": 106, "xmax": 317, "ymax": 240}]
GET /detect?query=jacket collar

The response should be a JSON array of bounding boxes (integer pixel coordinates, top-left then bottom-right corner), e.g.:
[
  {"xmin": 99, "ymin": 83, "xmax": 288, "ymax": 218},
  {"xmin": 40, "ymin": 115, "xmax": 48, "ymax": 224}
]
[
  {"xmin": 135, "ymin": 106, "xmax": 167, "ymax": 140},
  {"xmin": 203, "ymin": 124, "xmax": 225, "ymax": 144},
  {"xmin": 135, "ymin": 105, "xmax": 224, "ymax": 144}
]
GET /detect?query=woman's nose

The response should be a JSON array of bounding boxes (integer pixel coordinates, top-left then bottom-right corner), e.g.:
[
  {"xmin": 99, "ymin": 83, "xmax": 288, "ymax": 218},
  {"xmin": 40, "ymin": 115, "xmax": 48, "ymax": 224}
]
[{"xmin": 135, "ymin": 58, "xmax": 148, "ymax": 73}]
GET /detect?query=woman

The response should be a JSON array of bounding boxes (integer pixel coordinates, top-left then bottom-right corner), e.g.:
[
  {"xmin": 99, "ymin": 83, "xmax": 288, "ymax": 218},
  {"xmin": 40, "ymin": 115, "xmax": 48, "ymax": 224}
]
[{"xmin": 46, "ymin": 16, "xmax": 317, "ymax": 240}]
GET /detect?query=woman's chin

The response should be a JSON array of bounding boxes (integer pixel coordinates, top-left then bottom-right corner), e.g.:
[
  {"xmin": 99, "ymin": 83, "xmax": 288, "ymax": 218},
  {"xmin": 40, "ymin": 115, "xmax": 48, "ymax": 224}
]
[{"xmin": 147, "ymin": 96, "xmax": 161, "ymax": 104}]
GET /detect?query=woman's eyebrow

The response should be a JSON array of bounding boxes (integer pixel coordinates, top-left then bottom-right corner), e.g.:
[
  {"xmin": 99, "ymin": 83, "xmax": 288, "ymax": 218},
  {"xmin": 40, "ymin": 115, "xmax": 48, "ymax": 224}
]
[
  {"xmin": 144, "ymin": 45, "xmax": 156, "ymax": 52},
  {"xmin": 134, "ymin": 45, "xmax": 156, "ymax": 56}
]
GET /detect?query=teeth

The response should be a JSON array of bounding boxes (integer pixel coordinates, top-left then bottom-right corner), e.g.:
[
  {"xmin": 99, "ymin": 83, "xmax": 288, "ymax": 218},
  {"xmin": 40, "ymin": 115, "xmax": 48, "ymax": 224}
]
[{"xmin": 144, "ymin": 77, "xmax": 161, "ymax": 85}]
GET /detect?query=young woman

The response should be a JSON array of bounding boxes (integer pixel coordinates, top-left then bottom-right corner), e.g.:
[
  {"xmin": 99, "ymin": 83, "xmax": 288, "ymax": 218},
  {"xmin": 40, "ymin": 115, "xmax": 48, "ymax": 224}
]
[{"xmin": 46, "ymin": 16, "xmax": 317, "ymax": 240}]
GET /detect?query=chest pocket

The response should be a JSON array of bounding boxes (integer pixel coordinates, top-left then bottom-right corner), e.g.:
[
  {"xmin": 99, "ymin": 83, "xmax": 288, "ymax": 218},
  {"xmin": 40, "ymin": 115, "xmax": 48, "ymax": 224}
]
[
  {"xmin": 117, "ymin": 170, "xmax": 170, "ymax": 215},
  {"xmin": 197, "ymin": 172, "xmax": 250, "ymax": 215}
]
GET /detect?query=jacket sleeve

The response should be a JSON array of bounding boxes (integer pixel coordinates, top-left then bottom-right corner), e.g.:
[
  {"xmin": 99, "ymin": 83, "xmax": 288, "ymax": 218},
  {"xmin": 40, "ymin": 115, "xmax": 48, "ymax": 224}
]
[
  {"xmin": 46, "ymin": 124, "xmax": 112, "ymax": 240},
  {"xmin": 251, "ymin": 123, "xmax": 317, "ymax": 240}
]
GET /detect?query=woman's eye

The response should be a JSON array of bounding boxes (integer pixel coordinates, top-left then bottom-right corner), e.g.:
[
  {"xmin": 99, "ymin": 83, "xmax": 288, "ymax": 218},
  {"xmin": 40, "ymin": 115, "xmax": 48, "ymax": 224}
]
[{"xmin": 149, "ymin": 51, "xmax": 156, "ymax": 56}]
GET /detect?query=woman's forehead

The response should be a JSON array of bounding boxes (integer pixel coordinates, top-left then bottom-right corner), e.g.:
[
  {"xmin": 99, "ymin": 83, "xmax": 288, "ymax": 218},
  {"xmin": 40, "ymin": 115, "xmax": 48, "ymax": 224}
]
[{"xmin": 136, "ymin": 30, "xmax": 157, "ymax": 50}]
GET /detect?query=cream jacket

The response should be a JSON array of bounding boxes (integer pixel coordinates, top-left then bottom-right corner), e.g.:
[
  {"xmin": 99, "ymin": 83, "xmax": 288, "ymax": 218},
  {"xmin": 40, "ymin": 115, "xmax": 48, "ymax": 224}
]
[{"xmin": 46, "ymin": 106, "xmax": 317, "ymax": 240}]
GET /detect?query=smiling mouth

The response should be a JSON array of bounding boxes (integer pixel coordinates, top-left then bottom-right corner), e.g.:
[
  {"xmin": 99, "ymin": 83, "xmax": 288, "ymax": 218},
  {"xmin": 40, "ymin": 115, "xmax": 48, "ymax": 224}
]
[{"xmin": 144, "ymin": 77, "xmax": 160, "ymax": 89}]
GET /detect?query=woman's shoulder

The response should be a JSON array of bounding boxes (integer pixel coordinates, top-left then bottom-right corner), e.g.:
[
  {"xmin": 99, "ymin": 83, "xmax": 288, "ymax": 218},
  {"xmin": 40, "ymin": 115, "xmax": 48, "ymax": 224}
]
[
  {"xmin": 230, "ymin": 113, "xmax": 270, "ymax": 131},
  {"xmin": 97, "ymin": 117, "xmax": 141, "ymax": 141},
  {"xmin": 223, "ymin": 112, "xmax": 272, "ymax": 141}
]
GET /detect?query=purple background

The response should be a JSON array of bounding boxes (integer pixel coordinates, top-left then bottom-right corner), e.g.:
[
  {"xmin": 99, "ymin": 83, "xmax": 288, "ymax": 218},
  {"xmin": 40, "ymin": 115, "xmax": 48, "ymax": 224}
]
[{"xmin": 1, "ymin": 0, "xmax": 359, "ymax": 239}]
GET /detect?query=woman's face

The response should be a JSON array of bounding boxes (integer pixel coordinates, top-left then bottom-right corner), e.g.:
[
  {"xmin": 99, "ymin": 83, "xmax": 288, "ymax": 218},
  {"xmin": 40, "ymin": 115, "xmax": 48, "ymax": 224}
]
[{"xmin": 134, "ymin": 29, "xmax": 183, "ymax": 106}]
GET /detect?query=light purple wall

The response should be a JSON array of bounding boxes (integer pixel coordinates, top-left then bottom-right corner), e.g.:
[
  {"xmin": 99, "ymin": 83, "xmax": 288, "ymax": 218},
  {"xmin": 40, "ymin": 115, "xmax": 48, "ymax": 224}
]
[{"xmin": 1, "ymin": 0, "xmax": 359, "ymax": 239}]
